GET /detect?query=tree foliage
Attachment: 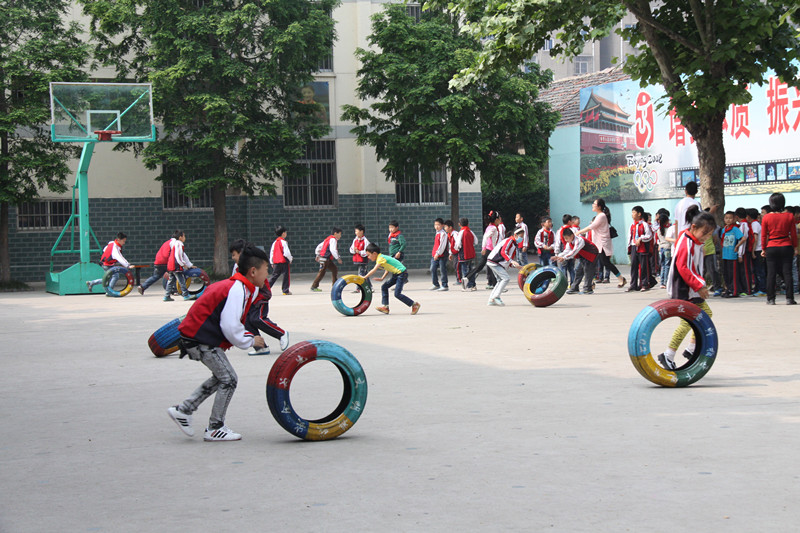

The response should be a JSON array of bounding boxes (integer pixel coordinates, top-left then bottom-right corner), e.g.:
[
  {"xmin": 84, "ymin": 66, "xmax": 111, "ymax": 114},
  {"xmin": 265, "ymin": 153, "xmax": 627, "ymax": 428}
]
[
  {"xmin": 80, "ymin": 0, "xmax": 338, "ymax": 274},
  {"xmin": 426, "ymin": 0, "xmax": 800, "ymax": 217},
  {"xmin": 340, "ymin": 5, "xmax": 558, "ymax": 220},
  {"xmin": 0, "ymin": 0, "xmax": 90, "ymax": 281}
]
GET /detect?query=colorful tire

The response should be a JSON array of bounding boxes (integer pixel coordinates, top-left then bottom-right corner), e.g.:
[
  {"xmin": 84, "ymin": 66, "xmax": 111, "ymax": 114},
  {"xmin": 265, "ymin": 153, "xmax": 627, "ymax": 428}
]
[
  {"xmin": 331, "ymin": 275, "xmax": 372, "ymax": 316},
  {"xmin": 517, "ymin": 263, "xmax": 540, "ymax": 290},
  {"xmin": 627, "ymin": 299, "xmax": 718, "ymax": 387},
  {"xmin": 148, "ymin": 315, "xmax": 184, "ymax": 357},
  {"xmin": 523, "ymin": 267, "xmax": 567, "ymax": 307},
  {"xmin": 162, "ymin": 268, "xmax": 211, "ymax": 297},
  {"xmin": 102, "ymin": 266, "xmax": 134, "ymax": 297},
  {"xmin": 266, "ymin": 340, "xmax": 367, "ymax": 441}
]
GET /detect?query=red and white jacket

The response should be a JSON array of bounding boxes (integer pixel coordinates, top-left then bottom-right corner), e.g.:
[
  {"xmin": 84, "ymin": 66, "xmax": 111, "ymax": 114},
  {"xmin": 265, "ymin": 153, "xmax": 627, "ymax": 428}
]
[
  {"xmin": 154, "ymin": 239, "xmax": 173, "ymax": 265},
  {"xmin": 667, "ymin": 230, "xmax": 706, "ymax": 300},
  {"xmin": 534, "ymin": 228, "xmax": 555, "ymax": 254},
  {"xmin": 315, "ymin": 235, "xmax": 340, "ymax": 260},
  {"xmin": 515, "ymin": 222, "xmax": 529, "ymax": 249},
  {"xmin": 270, "ymin": 237, "xmax": 293, "ymax": 264},
  {"xmin": 350, "ymin": 236, "xmax": 370, "ymax": 264},
  {"xmin": 168, "ymin": 239, "xmax": 193, "ymax": 272},
  {"xmin": 454, "ymin": 227, "xmax": 477, "ymax": 260},
  {"xmin": 487, "ymin": 236, "xmax": 518, "ymax": 268},
  {"xmin": 178, "ymin": 273, "xmax": 259, "ymax": 350},
  {"xmin": 100, "ymin": 239, "xmax": 129, "ymax": 268},
  {"xmin": 628, "ymin": 220, "xmax": 653, "ymax": 254},
  {"xmin": 432, "ymin": 229, "xmax": 448, "ymax": 259},
  {"xmin": 556, "ymin": 234, "xmax": 598, "ymax": 263}
]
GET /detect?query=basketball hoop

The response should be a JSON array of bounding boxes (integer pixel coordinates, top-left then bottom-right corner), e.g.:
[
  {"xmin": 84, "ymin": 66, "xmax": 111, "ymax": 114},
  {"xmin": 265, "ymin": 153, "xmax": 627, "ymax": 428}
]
[{"xmin": 94, "ymin": 130, "xmax": 122, "ymax": 141}]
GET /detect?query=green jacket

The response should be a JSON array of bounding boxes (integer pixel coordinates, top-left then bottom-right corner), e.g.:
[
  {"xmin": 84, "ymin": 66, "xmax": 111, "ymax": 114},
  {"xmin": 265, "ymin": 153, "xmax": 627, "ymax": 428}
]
[{"xmin": 388, "ymin": 231, "xmax": 406, "ymax": 257}]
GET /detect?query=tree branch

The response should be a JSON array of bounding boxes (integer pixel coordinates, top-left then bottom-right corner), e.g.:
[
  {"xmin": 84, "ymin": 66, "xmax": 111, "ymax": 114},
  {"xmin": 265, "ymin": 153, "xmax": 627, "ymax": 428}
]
[
  {"xmin": 687, "ymin": 0, "xmax": 710, "ymax": 52},
  {"xmin": 624, "ymin": 0, "xmax": 707, "ymax": 58}
]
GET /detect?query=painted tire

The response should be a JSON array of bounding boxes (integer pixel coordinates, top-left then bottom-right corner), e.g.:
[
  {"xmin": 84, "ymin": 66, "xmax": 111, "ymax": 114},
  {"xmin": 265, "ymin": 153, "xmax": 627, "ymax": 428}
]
[
  {"xmin": 627, "ymin": 299, "xmax": 718, "ymax": 387},
  {"xmin": 148, "ymin": 315, "xmax": 184, "ymax": 357},
  {"xmin": 517, "ymin": 263, "xmax": 540, "ymax": 290},
  {"xmin": 102, "ymin": 266, "xmax": 134, "ymax": 297},
  {"xmin": 266, "ymin": 340, "xmax": 367, "ymax": 441},
  {"xmin": 330, "ymin": 275, "xmax": 372, "ymax": 316},
  {"xmin": 523, "ymin": 267, "xmax": 567, "ymax": 307},
  {"xmin": 162, "ymin": 268, "xmax": 211, "ymax": 297}
]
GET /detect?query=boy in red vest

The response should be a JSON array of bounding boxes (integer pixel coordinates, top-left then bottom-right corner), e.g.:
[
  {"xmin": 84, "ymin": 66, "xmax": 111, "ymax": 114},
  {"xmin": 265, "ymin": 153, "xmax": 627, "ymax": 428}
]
[
  {"xmin": 167, "ymin": 243, "xmax": 268, "ymax": 442},
  {"xmin": 627, "ymin": 206, "xmax": 653, "ymax": 292},
  {"xmin": 311, "ymin": 227, "xmax": 343, "ymax": 292},
  {"xmin": 138, "ymin": 231, "xmax": 179, "ymax": 295},
  {"xmin": 349, "ymin": 223, "xmax": 371, "ymax": 290},
  {"xmin": 430, "ymin": 217, "xmax": 449, "ymax": 291},
  {"xmin": 86, "ymin": 232, "xmax": 130, "ymax": 293},
  {"xmin": 558, "ymin": 228, "xmax": 599, "ymax": 295},
  {"xmin": 443, "ymin": 219, "xmax": 457, "ymax": 281},
  {"xmin": 455, "ymin": 217, "xmax": 478, "ymax": 290},
  {"xmin": 534, "ymin": 217, "xmax": 555, "ymax": 266},
  {"xmin": 268, "ymin": 225, "xmax": 293, "ymax": 295},
  {"xmin": 165, "ymin": 231, "xmax": 195, "ymax": 302}
]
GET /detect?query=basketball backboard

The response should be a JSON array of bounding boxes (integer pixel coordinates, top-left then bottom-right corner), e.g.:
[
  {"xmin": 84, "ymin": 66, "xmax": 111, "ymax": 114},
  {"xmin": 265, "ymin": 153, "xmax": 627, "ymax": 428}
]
[{"xmin": 50, "ymin": 82, "xmax": 156, "ymax": 143}]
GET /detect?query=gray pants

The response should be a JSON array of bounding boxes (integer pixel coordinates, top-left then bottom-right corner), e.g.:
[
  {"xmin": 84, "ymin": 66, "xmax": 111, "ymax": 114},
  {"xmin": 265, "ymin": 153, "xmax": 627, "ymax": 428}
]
[{"xmin": 180, "ymin": 344, "xmax": 238, "ymax": 430}]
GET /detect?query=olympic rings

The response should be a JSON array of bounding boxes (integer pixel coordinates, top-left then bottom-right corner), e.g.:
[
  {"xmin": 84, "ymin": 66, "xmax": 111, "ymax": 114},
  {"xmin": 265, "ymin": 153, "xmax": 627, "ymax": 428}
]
[
  {"xmin": 162, "ymin": 268, "xmax": 211, "ymax": 298},
  {"xmin": 627, "ymin": 299, "xmax": 718, "ymax": 387},
  {"xmin": 266, "ymin": 340, "xmax": 367, "ymax": 441},
  {"xmin": 148, "ymin": 315, "xmax": 184, "ymax": 357},
  {"xmin": 523, "ymin": 267, "xmax": 567, "ymax": 307},
  {"xmin": 517, "ymin": 263, "xmax": 540, "ymax": 290},
  {"xmin": 102, "ymin": 266, "xmax": 134, "ymax": 297},
  {"xmin": 331, "ymin": 275, "xmax": 372, "ymax": 316}
]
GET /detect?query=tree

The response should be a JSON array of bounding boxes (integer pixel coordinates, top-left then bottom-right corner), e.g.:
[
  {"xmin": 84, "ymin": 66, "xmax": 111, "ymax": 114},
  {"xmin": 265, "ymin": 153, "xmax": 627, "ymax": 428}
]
[
  {"xmin": 340, "ymin": 5, "xmax": 558, "ymax": 222},
  {"xmin": 426, "ymin": 0, "xmax": 800, "ymax": 219},
  {"xmin": 80, "ymin": 0, "xmax": 337, "ymax": 275},
  {"xmin": 0, "ymin": 1, "xmax": 90, "ymax": 283}
]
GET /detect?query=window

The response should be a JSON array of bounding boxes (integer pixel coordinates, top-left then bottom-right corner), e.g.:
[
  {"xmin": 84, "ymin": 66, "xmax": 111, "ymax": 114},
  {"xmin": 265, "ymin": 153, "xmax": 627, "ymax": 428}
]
[
  {"xmin": 161, "ymin": 164, "xmax": 213, "ymax": 210},
  {"xmin": 574, "ymin": 55, "xmax": 593, "ymax": 75},
  {"xmin": 284, "ymin": 140, "xmax": 337, "ymax": 208},
  {"xmin": 396, "ymin": 166, "xmax": 447, "ymax": 206},
  {"xmin": 543, "ymin": 39, "xmax": 553, "ymax": 51},
  {"xmin": 318, "ymin": 52, "xmax": 334, "ymax": 72},
  {"xmin": 406, "ymin": 3, "xmax": 421, "ymax": 23},
  {"xmin": 17, "ymin": 199, "xmax": 74, "ymax": 230}
]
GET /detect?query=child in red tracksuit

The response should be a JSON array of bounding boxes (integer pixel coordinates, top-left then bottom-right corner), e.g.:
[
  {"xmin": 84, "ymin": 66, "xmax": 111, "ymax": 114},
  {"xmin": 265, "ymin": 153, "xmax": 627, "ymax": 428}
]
[
  {"xmin": 556, "ymin": 228, "xmax": 599, "ymax": 294},
  {"xmin": 268, "ymin": 226, "xmax": 293, "ymax": 295},
  {"xmin": 350, "ymin": 224, "xmax": 371, "ymax": 290},
  {"xmin": 311, "ymin": 227, "xmax": 343, "ymax": 291},
  {"xmin": 628, "ymin": 206, "xmax": 653, "ymax": 292}
]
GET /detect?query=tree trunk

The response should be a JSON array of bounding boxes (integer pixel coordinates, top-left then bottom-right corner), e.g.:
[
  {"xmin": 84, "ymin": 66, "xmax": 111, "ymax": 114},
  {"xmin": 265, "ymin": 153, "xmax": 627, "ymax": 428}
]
[
  {"xmin": 0, "ymin": 202, "xmax": 9, "ymax": 283},
  {"xmin": 212, "ymin": 185, "xmax": 229, "ymax": 277},
  {"xmin": 691, "ymin": 114, "xmax": 727, "ymax": 225},
  {"xmin": 450, "ymin": 173, "xmax": 459, "ymax": 222}
]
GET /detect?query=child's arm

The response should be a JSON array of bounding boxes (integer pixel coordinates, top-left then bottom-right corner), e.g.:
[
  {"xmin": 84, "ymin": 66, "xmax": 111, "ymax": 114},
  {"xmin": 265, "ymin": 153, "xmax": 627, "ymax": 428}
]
[
  {"xmin": 396, "ymin": 234, "xmax": 407, "ymax": 258},
  {"xmin": 221, "ymin": 283, "xmax": 264, "ymax": 350},
  {"xmin": 284, "ymin": 241, "xmax": 293, "ymax": 263}
]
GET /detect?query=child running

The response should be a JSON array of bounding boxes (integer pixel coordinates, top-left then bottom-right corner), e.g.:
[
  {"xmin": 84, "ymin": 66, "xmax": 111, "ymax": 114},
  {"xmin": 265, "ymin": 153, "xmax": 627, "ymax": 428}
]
[
  {"xmin": 486, "ymin": 228, "xmax": 524, "ymax": 306},
  {"xmin": 87, "ymin": 232, "xmax": 130, "ymax": 293},
  {"xmin": 311, "ymin": 227, "xmax": 343, "ymax": 292},
  {"xmin": 350, "ymin": 224, "xmax": 371, "ymax": 290},
  {"xmin": 268, "ymin": 226, "xmax": 293, "ymax": 295},
  {"xmin": 657, "ymin": 206, "xmax": 716, "ymax": 370},
  {"xmin": 363, "ymin": 243, "xmax": 420, "ymax": 315}
]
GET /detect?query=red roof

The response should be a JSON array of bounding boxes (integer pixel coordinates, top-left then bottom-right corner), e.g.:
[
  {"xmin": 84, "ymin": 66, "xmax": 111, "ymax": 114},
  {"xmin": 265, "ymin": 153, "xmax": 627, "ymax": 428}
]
[{"xmin": 538, "ymin": 66, "xmax": 631, "ymax": 127}]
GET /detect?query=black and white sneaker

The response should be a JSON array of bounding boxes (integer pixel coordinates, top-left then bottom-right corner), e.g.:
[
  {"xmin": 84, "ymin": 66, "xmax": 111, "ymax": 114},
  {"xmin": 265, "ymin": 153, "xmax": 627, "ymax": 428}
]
[
  {"xmin": 682, "ymin": 349, "xmax": 694, "ymax": 360},
  {"xmin": 280, "ymin": 332, "xmax": 290, "ymax": 351},
  {"xmin": 167, "ymin": 406, "xmax": 194, "ymax": 437},
  {"xmin": 204, "ymin": 426, "xmax": 242, "ymax": 442},
  {"xmin": 657, "ymin": 353, "xmax": 676, "ymax": 370}
]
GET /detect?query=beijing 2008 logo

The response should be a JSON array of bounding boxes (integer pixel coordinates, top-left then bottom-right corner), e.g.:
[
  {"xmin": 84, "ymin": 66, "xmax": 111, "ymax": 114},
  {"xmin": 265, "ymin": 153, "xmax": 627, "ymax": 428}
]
[{"xmin": 634, "ymin": 169, "xmax": 658, "ymax": 193}]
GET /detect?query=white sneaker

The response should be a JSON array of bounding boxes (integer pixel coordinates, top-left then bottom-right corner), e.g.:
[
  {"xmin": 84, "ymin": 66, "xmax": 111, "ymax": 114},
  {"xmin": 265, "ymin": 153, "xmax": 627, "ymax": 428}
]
[
  {"xmin": 204, "ymin": 426, "xmax": 242, "ymax": 441},
  {"xmin": 429, "ymin": 285, "xmax": 440, "ymax": 291},
  {"xmin": 495, "ymin": 298, "xmax": 505, "ymax": 306},
  {"xmin": 248, "ymin": 346, "xmax": 271, "ymax": 356},
  {"xmin": 167, "ymin": 406, "xmax": 194, "ymax": 437},
  {"xmin": 279, "ymin": 332, "xmax": 290, "ymax": 351},
  {"xmin": 437, "ymin": 286, "xmax": 449, "ymax": 291}
]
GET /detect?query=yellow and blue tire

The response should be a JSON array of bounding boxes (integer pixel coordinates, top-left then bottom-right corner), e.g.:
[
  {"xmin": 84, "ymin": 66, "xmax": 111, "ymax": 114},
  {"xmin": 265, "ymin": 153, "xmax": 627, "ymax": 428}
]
[
  {"xmin": 161, "ymin": 268, "xmax": 210, "ymax": 297},
  {"xmin": 331, "ymin": 275, "xmax": 372, "ymax": 316},
  {"xmin": 523, "ymin": 267, "xmax": 567, "ymax": 307},
  {"xmin": 148, "ymin": 315, "xmax": 184, "ymax": 357},
  {"xmin": 266, "ymin": 340, "xmax": 367, "ymax": 441},
  {"xmin": 517, "ymin": 263, "xmax": 540, "ymax": 291},
  {"xmin": 102, "ymin": 266, "xmax": 134, "ymax": 297},
  {"xmin": 628, "ymin": 299, "xmax": 718, "ymax": 387}
]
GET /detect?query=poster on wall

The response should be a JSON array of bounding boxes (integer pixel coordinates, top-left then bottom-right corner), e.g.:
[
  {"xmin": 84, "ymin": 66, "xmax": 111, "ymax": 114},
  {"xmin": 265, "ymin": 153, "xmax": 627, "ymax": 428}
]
[
  {"xmin": 579, "ymin": 75, "xmax": 800, "ymax": 202},
  {"xmin": 296, "ymin": 81, "xmax": 330, "ymax": 126}
]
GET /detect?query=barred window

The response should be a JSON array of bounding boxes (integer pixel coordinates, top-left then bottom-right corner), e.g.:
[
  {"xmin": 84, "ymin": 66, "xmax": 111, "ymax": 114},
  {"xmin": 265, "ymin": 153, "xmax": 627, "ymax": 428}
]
[
  {"xmin": 284, "ymin": 140, "xmax": 337, "ymax": 208},
  {"xmin": 543, "ymin": 39, "xmax": 553, "ymax": 51},
  {"xmin": 318, "ymin": 53, "xmax": 334, "ymax": 72},
  {"xmin": 161, "ymin": 165, "xmax": 213, "ymax": 210},
  {"xmin": 396, "ymin": 167, "xmax": 447, "ymax": 206},
  {"xmin": 17, "ymin": 199, "xmax": 74, "ymax": 230},
  {"xmin": 574, "ymin": 55, "xmax": 593, "ymax": 75},
  {"xmin": 406, "ymin": 3, "xmax": 421, "ymax": 23}
]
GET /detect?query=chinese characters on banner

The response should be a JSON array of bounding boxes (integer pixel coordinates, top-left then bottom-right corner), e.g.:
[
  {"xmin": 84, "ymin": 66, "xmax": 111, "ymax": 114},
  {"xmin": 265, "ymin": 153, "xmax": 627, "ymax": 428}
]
[{"xmin": 579, "ymin": 75, "xmax": 800, "ymax": 203}]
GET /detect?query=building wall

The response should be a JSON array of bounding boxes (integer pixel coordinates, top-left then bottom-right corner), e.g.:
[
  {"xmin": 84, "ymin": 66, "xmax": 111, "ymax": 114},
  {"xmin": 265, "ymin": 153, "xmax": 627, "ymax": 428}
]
[{"xmin": 9, "ymin": 192, "xmax": 482, "ymax": 282}]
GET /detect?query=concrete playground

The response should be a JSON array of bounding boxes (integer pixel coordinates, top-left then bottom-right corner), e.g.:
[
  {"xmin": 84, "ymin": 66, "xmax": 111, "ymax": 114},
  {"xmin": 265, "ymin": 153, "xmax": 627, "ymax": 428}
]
[{"xmin": 1, "ymin": 270, "xmax": 799, "ymax": 532}]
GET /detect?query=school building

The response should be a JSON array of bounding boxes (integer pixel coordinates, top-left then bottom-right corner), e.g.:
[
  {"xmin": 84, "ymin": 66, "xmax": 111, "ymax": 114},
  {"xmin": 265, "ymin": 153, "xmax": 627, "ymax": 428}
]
[
  {"xmin": 541, "ymin": 66, "xmax": 800, "ymax": 266},
  {"xmin": 8, "ymin": 1, "xmax": 483, "ymax": 283}
]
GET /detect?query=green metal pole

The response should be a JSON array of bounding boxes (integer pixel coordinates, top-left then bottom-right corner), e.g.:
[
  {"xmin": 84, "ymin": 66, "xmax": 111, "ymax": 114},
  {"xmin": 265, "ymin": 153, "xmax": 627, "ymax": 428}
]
[{"xmin": 76, "ymin": 142, "xmax": 96, "ymax": 263}]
